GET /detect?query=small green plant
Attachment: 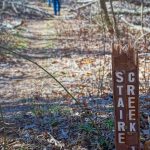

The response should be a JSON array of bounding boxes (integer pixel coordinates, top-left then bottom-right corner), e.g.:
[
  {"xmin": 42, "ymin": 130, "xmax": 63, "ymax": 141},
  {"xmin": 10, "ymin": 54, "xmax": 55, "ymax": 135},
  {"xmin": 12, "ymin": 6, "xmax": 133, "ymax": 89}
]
[
  {"xmin": 50, "ymin": 119, "xmax": 59, "ymax": 127},
  {"xmin": 61, "ymin": 106, "xmax": 73, "ymax": 115},
  {"xmin": 32, "ymin": 105, "xmax": 47, "ymax": 117},
  {"xmin": 103, "ymin": 118, "xmax": 114, "ymax": 130},
  {"xmin": 18, "ymin": 147, "xmax": 28, "ymax": 150},
  {"xmin": 49, "ymin": 104, "xmax": 61, "ymax": 115},
  {"xmin": 79, "ymin": 123, "xmax": 96, "ymax": 134},
  {"xmin": 46, "ymin": 41, "xmax": 55, "ymax": 49},
  {"xmin": 17, "ymin": 42, "xmax": 28, "ymax": 49},
  {"xmin": 99, "ymin": 137, "xmax": 109, "ymax": 149}
]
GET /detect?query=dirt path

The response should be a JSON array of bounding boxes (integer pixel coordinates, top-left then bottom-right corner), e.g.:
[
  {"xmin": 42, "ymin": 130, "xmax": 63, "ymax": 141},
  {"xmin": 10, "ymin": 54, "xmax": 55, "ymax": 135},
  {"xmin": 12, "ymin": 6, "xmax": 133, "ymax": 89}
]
[
  {"xmin": 0, "ymin": 6, "xmax": 115, "ymax": 149},
  {"xmin": 0, "ymin": 4, "xmax": 112, "ymax": 104}
]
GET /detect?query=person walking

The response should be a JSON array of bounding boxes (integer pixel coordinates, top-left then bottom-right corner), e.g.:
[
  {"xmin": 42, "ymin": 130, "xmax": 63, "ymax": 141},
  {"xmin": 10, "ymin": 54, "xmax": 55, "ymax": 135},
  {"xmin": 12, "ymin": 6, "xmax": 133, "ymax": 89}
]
[{"xmin": 52, "ymin": 0, "xmax": 61, "ymax": 16}]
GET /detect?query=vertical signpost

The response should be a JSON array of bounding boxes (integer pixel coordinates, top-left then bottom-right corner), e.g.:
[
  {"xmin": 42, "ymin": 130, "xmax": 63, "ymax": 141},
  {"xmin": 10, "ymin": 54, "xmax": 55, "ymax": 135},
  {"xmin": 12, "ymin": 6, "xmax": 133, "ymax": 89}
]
[{"xmin": 112, "ymin": 44, "xmax": 140, "ymax": 150}]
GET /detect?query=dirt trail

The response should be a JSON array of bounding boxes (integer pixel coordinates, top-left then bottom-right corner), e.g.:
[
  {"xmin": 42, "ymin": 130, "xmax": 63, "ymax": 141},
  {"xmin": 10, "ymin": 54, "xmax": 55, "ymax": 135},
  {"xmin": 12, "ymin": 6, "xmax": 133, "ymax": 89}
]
[
  {"xmin": 0, "ymin": 5, "xmax": 109, "ymax": 104},
  {"xmin": 23, "ymin": 20, "xmax": 55, "ymax": 50},
  {"xmin": 0, "ymin": 7, "xmax": 65, "ymax": 103}
]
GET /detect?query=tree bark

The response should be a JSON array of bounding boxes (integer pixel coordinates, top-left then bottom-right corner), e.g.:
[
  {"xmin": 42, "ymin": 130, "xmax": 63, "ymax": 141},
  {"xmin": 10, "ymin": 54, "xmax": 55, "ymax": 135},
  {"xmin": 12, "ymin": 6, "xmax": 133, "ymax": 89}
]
[{"xmin": 99, "ymin": 0, "xmax": 113, "ymax": 32}]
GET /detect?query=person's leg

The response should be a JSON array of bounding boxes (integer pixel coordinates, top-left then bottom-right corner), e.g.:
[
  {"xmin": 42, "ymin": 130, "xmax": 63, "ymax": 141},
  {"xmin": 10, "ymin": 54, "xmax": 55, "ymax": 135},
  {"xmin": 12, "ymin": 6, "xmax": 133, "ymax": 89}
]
[
  {"xmin": 56, "ymin": 0, "xmax": 60, "ymax": 15},
  {"xmin": 53, "ymin": 0, "xmax": 57, "ymax": 15},
  {"xmin": 48, "ymin": 0, "xmax": 51, "ymax": 7},
  {"xmin": 57, "ymin": 0, "xmax": 61, "ymax": 15}
]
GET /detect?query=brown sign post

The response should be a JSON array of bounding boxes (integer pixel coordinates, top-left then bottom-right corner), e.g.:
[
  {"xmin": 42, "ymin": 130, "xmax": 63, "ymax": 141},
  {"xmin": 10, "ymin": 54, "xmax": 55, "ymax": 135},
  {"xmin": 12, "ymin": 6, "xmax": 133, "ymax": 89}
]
[{"xmin": 112, "ymin": 44, "xmax": 140, "ymax": 150}]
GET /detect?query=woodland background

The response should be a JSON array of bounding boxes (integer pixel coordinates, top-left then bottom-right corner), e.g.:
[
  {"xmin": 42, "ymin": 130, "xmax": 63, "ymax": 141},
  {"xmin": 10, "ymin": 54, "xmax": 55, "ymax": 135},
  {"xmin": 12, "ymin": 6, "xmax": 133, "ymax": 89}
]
[{"xmin": 0, "ymin": 0, "xmax": 149, "ymax": 149}]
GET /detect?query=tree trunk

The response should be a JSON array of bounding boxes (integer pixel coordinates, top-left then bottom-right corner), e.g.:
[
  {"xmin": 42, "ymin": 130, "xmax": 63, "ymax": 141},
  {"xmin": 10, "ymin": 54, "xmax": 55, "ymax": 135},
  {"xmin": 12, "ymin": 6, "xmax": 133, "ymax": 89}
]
[{"xmin": 99, "ymin": 0, "xmax": 112, "ymax": 30}]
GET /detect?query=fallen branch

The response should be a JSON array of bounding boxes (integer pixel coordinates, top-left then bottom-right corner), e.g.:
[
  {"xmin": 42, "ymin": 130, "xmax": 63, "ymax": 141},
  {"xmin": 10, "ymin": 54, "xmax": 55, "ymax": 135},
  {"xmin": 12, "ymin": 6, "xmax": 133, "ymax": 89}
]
[
  {"xmin": 0, "ymin": 1, "xmax": 53, "ymax": 18},
  {"xmin": 120, "ymin": 16, "xmax": 150, "ymax": 32},
  {"xmin": 129, "ymin": 0, "xmax": 150, "ymax": 7},
  {"xmin": 70, "ymin": 1, "xmax": 96, "ymax": 11},
  {"xmin": 11, "ymin": 2, "xmax": 18, "ymax": 14},
  {"xmin": 139, "ymin": 53, "xmax": 150, "ymax": 57},
  {"xmin": 70, "ymin": 1, "xmax": 150, "ymax": 15},
  {"xmin": 112, "ymin": 7, "xmax": 150, "ymax": 15},
  {"xmin": 0, "ymin": 19, "xmax": 23, "ymax": 30}
]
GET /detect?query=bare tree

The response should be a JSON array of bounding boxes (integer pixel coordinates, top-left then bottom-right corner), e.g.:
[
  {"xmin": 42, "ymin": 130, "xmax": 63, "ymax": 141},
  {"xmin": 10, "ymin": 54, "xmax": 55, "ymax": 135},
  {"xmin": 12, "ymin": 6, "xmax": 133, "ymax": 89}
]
[{"xmin": 99, "ymin": 0, "xmax": 112, "ymax": 31}]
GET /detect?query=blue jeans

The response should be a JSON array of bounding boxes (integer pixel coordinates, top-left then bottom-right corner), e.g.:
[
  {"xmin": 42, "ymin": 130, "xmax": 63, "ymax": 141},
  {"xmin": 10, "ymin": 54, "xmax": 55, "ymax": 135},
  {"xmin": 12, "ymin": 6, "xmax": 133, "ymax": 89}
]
[
  {"xmin": 53, "ymin": 0, "xmax": 61, "ymax": 15},
  {"xmin": 48, "ymin": 0, "xmax": 51, "ymax": 6}
]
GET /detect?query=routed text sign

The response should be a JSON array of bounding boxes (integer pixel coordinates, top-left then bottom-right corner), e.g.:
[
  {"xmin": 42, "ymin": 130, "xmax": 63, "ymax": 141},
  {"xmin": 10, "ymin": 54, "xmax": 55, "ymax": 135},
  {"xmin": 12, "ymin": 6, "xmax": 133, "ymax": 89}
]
[{"xmin": 112, "ymin": 45, "xmax": 140, "ymax": 150}]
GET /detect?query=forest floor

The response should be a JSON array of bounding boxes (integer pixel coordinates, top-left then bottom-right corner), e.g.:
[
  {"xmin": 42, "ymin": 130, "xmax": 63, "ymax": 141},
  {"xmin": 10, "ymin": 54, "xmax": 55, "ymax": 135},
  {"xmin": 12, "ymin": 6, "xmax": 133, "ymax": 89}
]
[{"xmin": 0, "ymin": 0, "xmax": 150, "ymax": 150}]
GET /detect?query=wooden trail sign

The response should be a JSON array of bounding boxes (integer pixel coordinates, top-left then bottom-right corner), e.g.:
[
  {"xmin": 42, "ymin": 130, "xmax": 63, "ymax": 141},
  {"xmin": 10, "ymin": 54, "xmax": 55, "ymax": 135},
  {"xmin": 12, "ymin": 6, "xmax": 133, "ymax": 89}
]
[{"xmin": 112, "ymin": 44, "xmax": 140, "ymax": 150}]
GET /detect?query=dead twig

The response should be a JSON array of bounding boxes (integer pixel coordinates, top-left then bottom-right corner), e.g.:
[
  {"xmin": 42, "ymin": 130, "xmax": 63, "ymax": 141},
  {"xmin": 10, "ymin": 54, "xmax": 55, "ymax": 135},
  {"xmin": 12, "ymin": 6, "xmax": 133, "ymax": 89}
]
[{"xmin": 120, "ymin": 16, "xmax": 150, "ymax": 32}]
